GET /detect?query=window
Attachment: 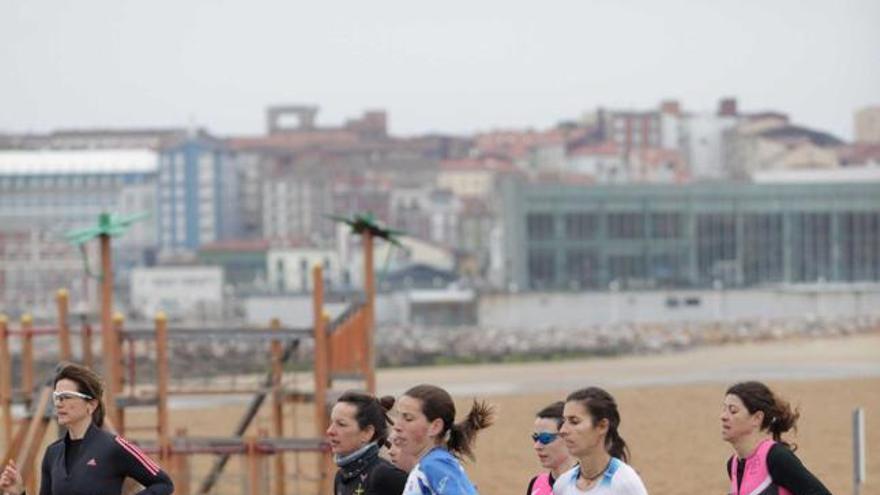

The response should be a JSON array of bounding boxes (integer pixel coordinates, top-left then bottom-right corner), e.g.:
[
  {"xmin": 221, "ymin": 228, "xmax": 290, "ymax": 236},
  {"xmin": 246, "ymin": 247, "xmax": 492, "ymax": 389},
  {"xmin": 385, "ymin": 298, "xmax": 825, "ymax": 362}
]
[
  {"xmin": 608, "ymin": 212, "xmax": 644, "ymax": 239},
  {"xmin": 526, "ymin": 213, "xmax": 554, "ymax": 240},
  {"xmin": 565, "ymin": 249, "xmax": 599, "ymax": 289},
  {"xmin": 528, "ymin": 249, "xmax": 555, "ymax": 289},
  {"xmin": 651, "ymin": 212, "xmax": 682, "ymax": 238},
  {"xmin": 565, "ymin": 213, "xmax": 598, "ymax": 239}
]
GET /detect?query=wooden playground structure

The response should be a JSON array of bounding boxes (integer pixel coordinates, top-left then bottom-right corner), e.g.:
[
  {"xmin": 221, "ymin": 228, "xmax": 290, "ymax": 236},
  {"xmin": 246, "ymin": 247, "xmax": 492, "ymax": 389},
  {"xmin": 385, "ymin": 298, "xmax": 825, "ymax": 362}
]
[{"xmin": 0, "ymin": 228, "xmax": 383, "ymax": 495}]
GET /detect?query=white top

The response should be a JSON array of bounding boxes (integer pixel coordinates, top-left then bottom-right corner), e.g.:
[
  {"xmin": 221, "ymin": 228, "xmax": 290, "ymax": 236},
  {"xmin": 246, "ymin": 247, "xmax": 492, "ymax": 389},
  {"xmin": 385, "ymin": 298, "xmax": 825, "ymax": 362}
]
[{"xmin": 553, "ymin": 458, "xmax": 648, "ymax": 495}]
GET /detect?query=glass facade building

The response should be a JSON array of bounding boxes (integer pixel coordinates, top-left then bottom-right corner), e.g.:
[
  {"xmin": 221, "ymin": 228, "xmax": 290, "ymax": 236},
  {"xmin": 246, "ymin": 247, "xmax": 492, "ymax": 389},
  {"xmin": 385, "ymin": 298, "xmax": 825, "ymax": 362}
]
[{"xmin": 500, "ymin": 179, "xmax": 880, "ymax": 290}]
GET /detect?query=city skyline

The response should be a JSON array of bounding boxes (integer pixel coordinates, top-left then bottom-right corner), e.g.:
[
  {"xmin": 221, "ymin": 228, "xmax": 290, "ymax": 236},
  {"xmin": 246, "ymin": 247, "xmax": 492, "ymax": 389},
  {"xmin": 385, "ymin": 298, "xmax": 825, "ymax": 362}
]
[{"xmin": 2, "ymin": 0, "xmax": 878, "ymax": 140}]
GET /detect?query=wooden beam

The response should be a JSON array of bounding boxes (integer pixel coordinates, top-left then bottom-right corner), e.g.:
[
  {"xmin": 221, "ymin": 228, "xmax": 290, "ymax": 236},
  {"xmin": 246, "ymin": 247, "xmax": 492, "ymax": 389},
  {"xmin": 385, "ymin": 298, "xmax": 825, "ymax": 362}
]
[
  {"xmin": 20, "ymin": 315, "xmax": 33, "ymax": 411},
  {"xmin": 0, "ymin": 315, "xmax": 11, "ymax": 450},
  {"xmin": 270, "ymin": 318, "xmax": 285, "ymax": 495},
  {"xmin": 56, "ymin": 289, "xmax": 72, "ymax": 362}
]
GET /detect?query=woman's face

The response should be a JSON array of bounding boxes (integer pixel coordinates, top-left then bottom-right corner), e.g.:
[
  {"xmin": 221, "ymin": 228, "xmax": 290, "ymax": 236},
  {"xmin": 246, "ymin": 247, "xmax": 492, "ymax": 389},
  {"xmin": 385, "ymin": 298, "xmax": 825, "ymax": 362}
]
[
  {"xmin": 326, "ymin": 402, "xmax": 373, "ymax": 456},
  {"xmin": 53, "ymin": 378, "xmax": 94, "ymax": 427},
  {"xmin": 387, "ymin": 431, "xmax": 418, "ymax": 472},
  {"xmin": 392, "ymin": 395, "xmax": 443, "ymax": 460},
  {"xmin": 559, "ymin": 401, "xmax": 607, "ymax": 459},
  {"xmin": 720, "ymin": 394, "xmax": 761, "ymax": 443},
  {"xmin": 532, "ymin": 417, "xmax": 571, "ymax": 471}
]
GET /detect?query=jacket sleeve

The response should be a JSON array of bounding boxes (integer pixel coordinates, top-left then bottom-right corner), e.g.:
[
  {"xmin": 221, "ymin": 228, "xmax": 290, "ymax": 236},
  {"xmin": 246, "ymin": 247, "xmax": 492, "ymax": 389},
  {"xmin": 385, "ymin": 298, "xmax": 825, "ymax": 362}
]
[
  {"xmin": 766, "ymin": 444, "xmax": 831, "ymax": 495},
  {"xmin": 112, "ymin": 436, "xmax": 174, "ymax": 495}
]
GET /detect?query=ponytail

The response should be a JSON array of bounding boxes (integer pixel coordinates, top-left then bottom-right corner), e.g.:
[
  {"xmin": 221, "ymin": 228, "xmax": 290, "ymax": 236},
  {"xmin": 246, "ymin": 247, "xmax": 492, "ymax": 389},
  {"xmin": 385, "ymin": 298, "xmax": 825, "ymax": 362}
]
[
  {"xmin": 447, "ymin": 400, "xmax": 495, "ymax": 460},
  {"xmin": 605, "ymin": 426, "xmax": 629, "ymax": 463}
]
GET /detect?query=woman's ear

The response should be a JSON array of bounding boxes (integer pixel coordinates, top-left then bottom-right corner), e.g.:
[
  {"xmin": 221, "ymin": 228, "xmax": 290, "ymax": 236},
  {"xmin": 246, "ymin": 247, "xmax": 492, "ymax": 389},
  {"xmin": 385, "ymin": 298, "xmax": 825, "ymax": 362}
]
[
  {"xmin": 427, "ymin": 417, "xmax": 445, "ymax": 439},
  {"xmin": 751, "ymin": 410, "xmax": 765, "ymax": 430},
  {"xmin": 596, "ymin": 417, "xmax": 610, "ymax": 436},
  {"xmin": 359, "ymin": 424, "xmax": 376, "ymax": 445}
]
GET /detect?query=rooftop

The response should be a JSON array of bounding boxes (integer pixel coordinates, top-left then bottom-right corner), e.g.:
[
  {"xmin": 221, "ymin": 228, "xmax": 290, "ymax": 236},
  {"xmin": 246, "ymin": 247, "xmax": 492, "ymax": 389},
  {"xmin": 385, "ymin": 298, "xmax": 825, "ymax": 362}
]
[{"xmin": 0, "ymin": 149, "xmax": 159, "ymax": 175}]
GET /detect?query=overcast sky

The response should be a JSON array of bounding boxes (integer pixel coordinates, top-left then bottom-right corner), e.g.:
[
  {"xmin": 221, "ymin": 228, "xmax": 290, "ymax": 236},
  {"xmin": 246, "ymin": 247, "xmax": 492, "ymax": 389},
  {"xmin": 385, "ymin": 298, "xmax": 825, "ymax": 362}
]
[{"xmin": 2, "ymin": 0, "xmax": 878, "ymax": 140}]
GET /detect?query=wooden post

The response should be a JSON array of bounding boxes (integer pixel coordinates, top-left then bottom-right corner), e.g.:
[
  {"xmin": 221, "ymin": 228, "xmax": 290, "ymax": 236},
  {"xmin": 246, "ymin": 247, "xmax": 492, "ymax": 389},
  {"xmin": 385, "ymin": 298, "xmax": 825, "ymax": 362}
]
[
  {"xmin": 312, "ymin": 265, "xmax": 332, "ymax": 495},
  {"xmin": 155, "ymin": 313, "xmax": 170, "ymax": 461},
  {"xmin": 0, "ymin": 315, "xmax": 11, "ymax": 450},
  {"xmin": 246, "ymin": 433, "xmax": 266, "ymax": 495},
  {"xmin": 20, "ymin": 315, "xmax": 34, "ymax": 410},
  {"xmin": 98, "ymin": 233, "xmax": 121, "ymax": 433},
  {"xmin": 362, "ymin": 230, "xmax": 376, "ymax": 393},
  {"xmin": 16, "ymin": 386, "xmax": 50, "ymax": 495},
  {"xmin": 111, "ymin": 311, "xmax": 125, "ymax": 434},
  {"xmin": 269, "ymin": 318, "xmax": 285, "ymax": 495},
  {"xmin": 56, "ymin": 289, "xmax": 72, "ymax": 362},
  {"xmin": 171, "ymin": 429, "xmax": 191, "ymax": 495},
  {"xmin": 80, "ymin": 318, "xmax": 94, "ymax": 369}
]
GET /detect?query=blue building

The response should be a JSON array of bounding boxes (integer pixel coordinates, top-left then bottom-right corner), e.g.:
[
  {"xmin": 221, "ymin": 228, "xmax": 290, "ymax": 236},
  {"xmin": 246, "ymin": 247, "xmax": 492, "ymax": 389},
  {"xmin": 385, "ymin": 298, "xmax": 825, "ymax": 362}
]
[{"xmin": 157, "ymin": 135, "xmax": 240, "ymax": 253}]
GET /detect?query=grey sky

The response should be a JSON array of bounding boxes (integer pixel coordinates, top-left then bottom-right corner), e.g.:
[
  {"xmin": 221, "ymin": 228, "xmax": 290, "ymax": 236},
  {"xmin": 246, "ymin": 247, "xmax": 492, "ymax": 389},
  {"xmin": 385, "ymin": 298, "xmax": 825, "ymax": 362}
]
[{"xmin": 2, "ymin": 0, "xmax": 878, "ymax": 140}]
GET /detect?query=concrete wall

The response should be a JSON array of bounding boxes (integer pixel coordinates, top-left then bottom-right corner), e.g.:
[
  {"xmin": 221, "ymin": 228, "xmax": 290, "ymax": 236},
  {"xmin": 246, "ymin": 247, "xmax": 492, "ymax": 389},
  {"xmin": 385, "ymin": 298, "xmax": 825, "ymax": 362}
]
[{"xmin": 479, "ymin": 286, "xmax": 880, "ymax": 329}]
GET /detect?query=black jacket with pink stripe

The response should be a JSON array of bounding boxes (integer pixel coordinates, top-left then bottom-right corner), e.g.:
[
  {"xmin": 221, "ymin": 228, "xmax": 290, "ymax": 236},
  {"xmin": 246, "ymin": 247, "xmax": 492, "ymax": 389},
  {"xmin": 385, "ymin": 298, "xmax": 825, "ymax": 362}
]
[{"xmin": 37, "ymin": 423, "xmax": 173, "ymax": 495}]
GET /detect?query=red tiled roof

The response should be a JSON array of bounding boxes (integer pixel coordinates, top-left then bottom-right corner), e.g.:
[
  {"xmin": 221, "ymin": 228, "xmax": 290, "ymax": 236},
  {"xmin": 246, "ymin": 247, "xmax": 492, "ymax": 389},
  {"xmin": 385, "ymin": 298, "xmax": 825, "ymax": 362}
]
[
  {"xmin": 569, "ymin": 141, "xmax": 620, "ymax": 157},
  {"xmin": 836, "ymin": 143, "xmax": 880, "ymax": 165}
]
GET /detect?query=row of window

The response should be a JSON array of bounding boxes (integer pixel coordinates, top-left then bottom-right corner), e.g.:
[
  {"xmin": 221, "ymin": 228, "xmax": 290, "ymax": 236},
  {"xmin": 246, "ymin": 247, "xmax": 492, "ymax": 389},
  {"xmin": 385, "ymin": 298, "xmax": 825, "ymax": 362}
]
[
  {"xmin": 0, "ymin": 174, "xmax": 149, "ymax": 189},
  {"xmin": 526, "ymin": 211, "xmax": 880, "ymax": 288},
  {"xmin": 528, "ymin": 212, "xmax": 685, "ymax": 240}
]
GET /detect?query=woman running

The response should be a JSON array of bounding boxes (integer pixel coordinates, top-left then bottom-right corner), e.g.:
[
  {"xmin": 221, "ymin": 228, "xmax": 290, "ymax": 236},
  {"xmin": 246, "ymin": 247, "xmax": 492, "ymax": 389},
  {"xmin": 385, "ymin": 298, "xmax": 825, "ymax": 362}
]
[
  {"xmin": 0, "ymin": 362, "xmax": 173, "ymax": 495},
  {"xmin": 327, "ymin": 391, "xmax": 408, "ymax": 495},
  {"xmin": 555, "ymin": 387, "xmax": 647, "ymax": 495},
  {"xmin": 722, "ymin": 381, "xmax": 831, "ymax": 495},
  {"xmin": 393, "ymin": 384, "xmax": 494, "ymax": 495},
  {"xmin": 526, "ymin": 401, "xmax": 577, "ymax": 495}
]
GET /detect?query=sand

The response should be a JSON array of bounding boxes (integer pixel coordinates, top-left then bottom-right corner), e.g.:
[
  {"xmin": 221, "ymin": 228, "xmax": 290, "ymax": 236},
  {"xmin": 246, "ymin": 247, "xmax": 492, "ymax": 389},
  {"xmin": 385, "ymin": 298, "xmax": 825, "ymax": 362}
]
[{"xmin": 7, "ymin": 334, "xmax": 879, "ymax": 494}]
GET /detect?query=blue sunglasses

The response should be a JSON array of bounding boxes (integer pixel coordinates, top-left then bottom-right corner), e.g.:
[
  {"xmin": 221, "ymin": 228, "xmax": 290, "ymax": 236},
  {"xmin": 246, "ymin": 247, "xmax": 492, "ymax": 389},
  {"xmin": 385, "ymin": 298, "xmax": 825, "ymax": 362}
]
[{"xmin": 531, "ymin": 432, "xmax": 559, "ymax": 445}]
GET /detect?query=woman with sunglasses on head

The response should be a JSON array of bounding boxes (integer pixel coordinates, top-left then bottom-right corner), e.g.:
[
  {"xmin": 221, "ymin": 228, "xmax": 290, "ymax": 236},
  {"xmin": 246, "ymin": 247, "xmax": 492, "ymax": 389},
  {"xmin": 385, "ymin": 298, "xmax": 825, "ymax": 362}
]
[
  {"xmin": 326, "ymin": 391, "xmax": 408, "ymax": 495},
  {"xmin": 555, "ymin": 387, "xmax": 647, "ymax": 495},
  {"xmin": 393, "ymin": 384, "xmax": 494, "ymax": 495},
  {"xmin": 0, "ymin": 362, "xmax": 173, "ymax": 495},
  {"xmin": 721, "ymin": 381, "xmax": 830, "ymax": 495},
  {"xmin": 527, "ymin": 401, "xmax": 577, "ymax": 495}
]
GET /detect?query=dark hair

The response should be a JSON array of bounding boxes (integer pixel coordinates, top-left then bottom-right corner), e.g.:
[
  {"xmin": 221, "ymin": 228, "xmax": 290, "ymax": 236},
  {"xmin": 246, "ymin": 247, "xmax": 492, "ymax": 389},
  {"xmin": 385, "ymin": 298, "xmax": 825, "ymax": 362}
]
[
  {"xmin": 404, "ymin": 384, "xmax": 494, "ymax": 461},
  {"xmin": 565, "ymin": 387, "xmax": 629, "ymax": 462},
  {"xmin": 54, "ymin": 362, "xmax": 105, "ymax": 428},
  {"xmin": 726, "ymin": 381, "xmax": 799, "ymax": 450},
  {"xmin": 337, "ymin": 391, "xmax": 396, "ymax": 447},
  {"xmin": 536, "ymin": 401, "xmax": 565, "ymax": 429}
]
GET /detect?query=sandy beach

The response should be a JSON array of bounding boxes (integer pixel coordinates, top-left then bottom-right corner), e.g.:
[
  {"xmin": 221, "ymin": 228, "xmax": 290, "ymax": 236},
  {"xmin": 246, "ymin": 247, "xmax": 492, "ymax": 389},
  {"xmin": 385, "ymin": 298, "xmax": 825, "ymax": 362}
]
[{"xmin": 8, "ymin": 333, "xmax": 879, "ymax": 494}]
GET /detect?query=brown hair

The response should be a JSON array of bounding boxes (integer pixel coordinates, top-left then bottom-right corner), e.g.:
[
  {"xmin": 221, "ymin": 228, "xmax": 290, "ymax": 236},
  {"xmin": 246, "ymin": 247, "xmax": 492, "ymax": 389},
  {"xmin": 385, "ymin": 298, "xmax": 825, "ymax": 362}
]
[
  {"xmin": 536, "ymin": 400, "xmax": 565, "ymax": 429},
  {"xmin": 566, "ymin": 387, "xmax": 630, "ymax": 462},
  {"xmin": 337, "ymin": 391, "xmax": 396, "ymax": 447},
  {"xmin": 726, "ymin": 381, "xmax": 800, "ymax": 450},
  {"xmin": 54, "ymin": 362, "xmax": 105, "ymax": 428},
  {"xmin": 403, "ymin": 384, "xmax": 494, "ymax": 461}
]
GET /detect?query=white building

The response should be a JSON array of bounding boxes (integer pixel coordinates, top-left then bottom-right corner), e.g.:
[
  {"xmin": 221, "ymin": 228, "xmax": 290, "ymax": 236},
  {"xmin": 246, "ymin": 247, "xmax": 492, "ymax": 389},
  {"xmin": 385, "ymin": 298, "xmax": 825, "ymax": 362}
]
[
  {"xmin": 0, "ymin": 149, "xmax": 158, "ymax": 315},
  {"xmin": 682, "ymin": 112, "xmax": 739, "ymax": 180},
  {"xmin": 130, "ymin": 266, "xmax": 223, "ymax": 321},
  {"xmin": 266, "ymin": 247, "xmax": 342, "ymax": 292}
]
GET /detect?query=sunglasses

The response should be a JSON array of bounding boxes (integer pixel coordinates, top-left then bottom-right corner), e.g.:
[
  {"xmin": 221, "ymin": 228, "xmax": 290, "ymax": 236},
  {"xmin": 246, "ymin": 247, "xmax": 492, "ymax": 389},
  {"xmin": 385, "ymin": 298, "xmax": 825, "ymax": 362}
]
[
  {"xmin": 53, "ymin": 391, "xmax": 93, "ymax": 402},
  {"xmin": 531, "ymin": 432, "xmax": 559, "ymax": 445}
]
